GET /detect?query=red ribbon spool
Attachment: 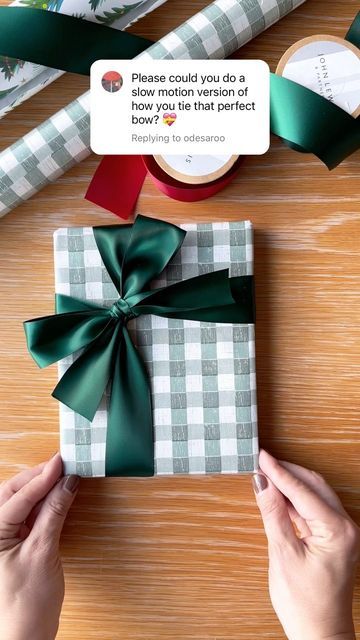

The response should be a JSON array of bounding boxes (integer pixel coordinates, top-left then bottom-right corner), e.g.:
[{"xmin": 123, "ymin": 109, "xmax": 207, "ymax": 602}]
[{"xmin": 85, "ymin": 154, "xmax": 243, "ymax": 219}]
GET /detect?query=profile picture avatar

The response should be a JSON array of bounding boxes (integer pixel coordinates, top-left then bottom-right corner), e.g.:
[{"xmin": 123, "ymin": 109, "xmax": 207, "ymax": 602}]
[{"xmin": 101, "ymin": 71, "xmax": 123, "ymax": 93}]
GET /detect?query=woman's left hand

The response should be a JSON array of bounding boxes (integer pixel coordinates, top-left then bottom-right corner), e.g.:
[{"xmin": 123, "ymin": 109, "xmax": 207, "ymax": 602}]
[{"xmin": 0, "ymin": 453, "xmax": 79, "ymax": 640}]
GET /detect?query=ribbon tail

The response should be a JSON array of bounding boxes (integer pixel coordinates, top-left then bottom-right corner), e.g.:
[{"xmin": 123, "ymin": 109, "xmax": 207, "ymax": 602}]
[
  {"xmin": 130, "ymin": 271, "xmax": 255, "ymax": 324},
  {"xmin": 85, "ymin": 156, "xmax": 147, "ymax": 220},
  {"xmin": 53, "ymin": 320, "xmax": 120, "ymax": 422},
  {"xmin": 105, "ymin": 327, "xmax": 154, "ymax": 477}
]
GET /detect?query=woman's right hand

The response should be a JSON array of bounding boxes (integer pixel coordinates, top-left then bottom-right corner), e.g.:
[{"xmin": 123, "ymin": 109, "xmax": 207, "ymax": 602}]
[{"xmin": 253, "ymin": 450, "xmax": 360, "ymax": 640}]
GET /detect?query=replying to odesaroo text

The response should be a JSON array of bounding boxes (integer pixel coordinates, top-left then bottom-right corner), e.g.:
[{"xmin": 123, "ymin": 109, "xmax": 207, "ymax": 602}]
[{"xmin": 131, "ymin": 134, "xmax": 227, "ymax": 143}]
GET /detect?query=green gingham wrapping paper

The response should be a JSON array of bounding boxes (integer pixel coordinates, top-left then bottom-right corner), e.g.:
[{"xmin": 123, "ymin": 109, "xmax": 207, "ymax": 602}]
[
  {"xmin": 55, "ymin": 220, "xmax": 258, "ymax": 476},
  {"xmin": 139, "ymin": 0, "xmax": 306, "ymax": 61},
  {"xmin": 0, "ymin": 0, "xmax": 167, "ymax": 120},
  {"xmin": 0, "ymin": 93, "xmax": 91, "ymax": 216},
  {"xmin": 0, "ymin": 0, "xmax": 307, "ymax": 217}
]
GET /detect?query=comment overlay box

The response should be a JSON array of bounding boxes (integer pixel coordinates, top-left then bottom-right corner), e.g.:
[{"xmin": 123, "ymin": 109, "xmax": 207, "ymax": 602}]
[{"xmin": 91, "ymin": 60, "xmax": 270, "ymax": 155}]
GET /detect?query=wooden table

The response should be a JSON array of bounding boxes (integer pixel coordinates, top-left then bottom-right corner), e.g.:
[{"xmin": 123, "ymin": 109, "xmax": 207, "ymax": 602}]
[{"xmin": 0, "ymin": 1, "xmax": 359, "ymax": 638}]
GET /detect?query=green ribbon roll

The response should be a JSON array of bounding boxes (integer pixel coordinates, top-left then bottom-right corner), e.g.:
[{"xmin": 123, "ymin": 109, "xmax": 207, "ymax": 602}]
[
  {"xmin": 24, "ymin": 216, "xmax": 255, "ymax": 476},
  {"xmin": 270, "ymin": 10, "xmax": 360, "ymax": 167},
  {"xmin": 0, "ymin": 7, "xmax": 359, "ymax": 169}
]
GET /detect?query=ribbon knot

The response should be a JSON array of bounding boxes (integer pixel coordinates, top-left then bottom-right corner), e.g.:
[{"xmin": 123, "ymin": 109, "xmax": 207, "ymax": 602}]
[
  {"xmin": 24, "ymin": 216, "xmax": 255, "ymax": 477},
  {"xmin": 109, "ymin": 297, "xmax": 135, "ymax": 322}
]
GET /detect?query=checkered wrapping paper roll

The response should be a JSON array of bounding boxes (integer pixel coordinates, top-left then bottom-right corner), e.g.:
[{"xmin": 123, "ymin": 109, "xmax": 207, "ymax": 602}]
[
  {"xmin": 0, "ymin": 0, "xmax": 167, "ymax": 119},
  {"xmin": 0, "ymin": 0, "xmax": 307, "ymax": 217},
  {"xmin": 0, "ymin": 93, "xmax": 91, "ymax": 216},
  {"xmin": 55, "ymin": 220, "xmax": 258, "ymax": 477}
]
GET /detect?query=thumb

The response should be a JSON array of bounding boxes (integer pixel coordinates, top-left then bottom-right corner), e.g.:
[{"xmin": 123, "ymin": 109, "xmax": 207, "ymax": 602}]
[
  {"xmin": 252, "ymin": 472, "xmax": 299, "ymax": 549},
  {"xmin": 29, "ymin": 475, "xmax": 80, "ymax": 546}
]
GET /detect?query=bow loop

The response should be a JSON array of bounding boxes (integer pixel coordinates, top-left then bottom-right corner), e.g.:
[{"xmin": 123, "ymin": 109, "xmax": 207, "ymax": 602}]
[{"xmin": 94, "ymin": 216, "xmax": 185, "ymax": 297}]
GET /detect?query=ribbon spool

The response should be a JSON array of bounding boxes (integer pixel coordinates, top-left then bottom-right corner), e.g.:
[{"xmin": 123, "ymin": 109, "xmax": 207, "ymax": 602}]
[
  {"xmin": 144, "ymin": 154, "xmax": 243, "ymax": 203},
  {"xmin": 85, "ymin": 154, "xmax": 243, "ymax": 217},
  {"xmin": 153, "ymin": 154, "xmax": 239, "ymax": 185},
  {"xmin": 276, "ymin": 34, "xmax": 360, "ymax": 118}
]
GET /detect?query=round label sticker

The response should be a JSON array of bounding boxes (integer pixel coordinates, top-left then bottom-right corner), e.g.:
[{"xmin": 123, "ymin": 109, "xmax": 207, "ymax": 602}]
[
  {"xmin": 276, "ymin": 35, "xmax": 360, "ymax": 117},
  {"xmin": 153, "ymin": 154, "xmax": 239, "ymax": 184}
]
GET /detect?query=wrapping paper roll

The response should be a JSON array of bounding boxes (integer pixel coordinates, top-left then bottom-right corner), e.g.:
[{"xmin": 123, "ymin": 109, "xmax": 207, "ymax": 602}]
[
  {"xmin": 0, "ymin": 0, "xmax": 167, "ymax": 119},
  {"xmin": 0, "ymin": 0, "xmax": 307, "ymax": 217}
]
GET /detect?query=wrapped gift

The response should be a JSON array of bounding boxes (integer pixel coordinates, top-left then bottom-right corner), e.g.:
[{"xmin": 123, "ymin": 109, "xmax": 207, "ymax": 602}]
[{"xmin": 25, "ymin": 216, "xmax": 258, "ymax": 477}]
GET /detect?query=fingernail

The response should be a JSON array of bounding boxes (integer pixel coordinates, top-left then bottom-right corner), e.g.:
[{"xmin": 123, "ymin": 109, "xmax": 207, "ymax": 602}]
[
  {"xmin": 252, "ymin": 473, "xmax": 268, "ymax": 494},
  {"xmin": 62, "ymin": 475, "xmax": 80, "ymax": 494},
  {"xmin": 260, "ymin": 448, "xmax": 271, "ymax": 457},
  {"xmin": 43, "ymin": 452, "xmax": 60, "ymax": 470},
  {"xmin": 261, "ymin": 449, "xmax": 276, "ymax": 460}
]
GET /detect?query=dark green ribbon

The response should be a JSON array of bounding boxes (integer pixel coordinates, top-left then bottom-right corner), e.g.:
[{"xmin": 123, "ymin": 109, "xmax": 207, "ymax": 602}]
[
  {"xmin": 24, "ymin": 216, "xmax": 255, "ymax": 476},
  {"xmin": 270, "ymin": 74, "xmax": 360, "ymax": 169},
  {"xmin": 0, "ymin": 8, "xmax": 152, "ymax": 73},
  {"xmin": 2, "ymin": 8, "xmax": 359, "ymax": 81},
  {"xmin": 0, "ymin": 8, "xmax": 359, "ymax": 168},
  {"xmin": 346, "ymin": 10, "xmax": 360, "ymax": 47}
]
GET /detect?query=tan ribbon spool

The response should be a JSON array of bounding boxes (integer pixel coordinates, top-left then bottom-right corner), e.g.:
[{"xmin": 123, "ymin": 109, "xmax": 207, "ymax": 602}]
[
  {"xmin": 153, "ymin": 154, "xmax": 239, "ymax": 185},
  {"xmin": 276, "ymin": 35, "xmax": 360, "ymax": 118}
]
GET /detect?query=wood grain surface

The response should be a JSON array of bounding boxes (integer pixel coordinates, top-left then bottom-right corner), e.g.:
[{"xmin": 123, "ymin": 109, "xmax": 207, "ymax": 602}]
[{"xmin": 0, "ymin": 1, "xmax": 359, "ymax": 638}]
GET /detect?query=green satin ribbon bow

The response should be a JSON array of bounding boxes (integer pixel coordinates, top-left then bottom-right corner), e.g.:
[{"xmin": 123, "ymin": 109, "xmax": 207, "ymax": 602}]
[
  {"xmin": 0, "ymin": 8, "xmax": 359, "ymax": 169},
  {"xmin": 24, "ymin": 216, "xmax": 255, "ymax": 476}
]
